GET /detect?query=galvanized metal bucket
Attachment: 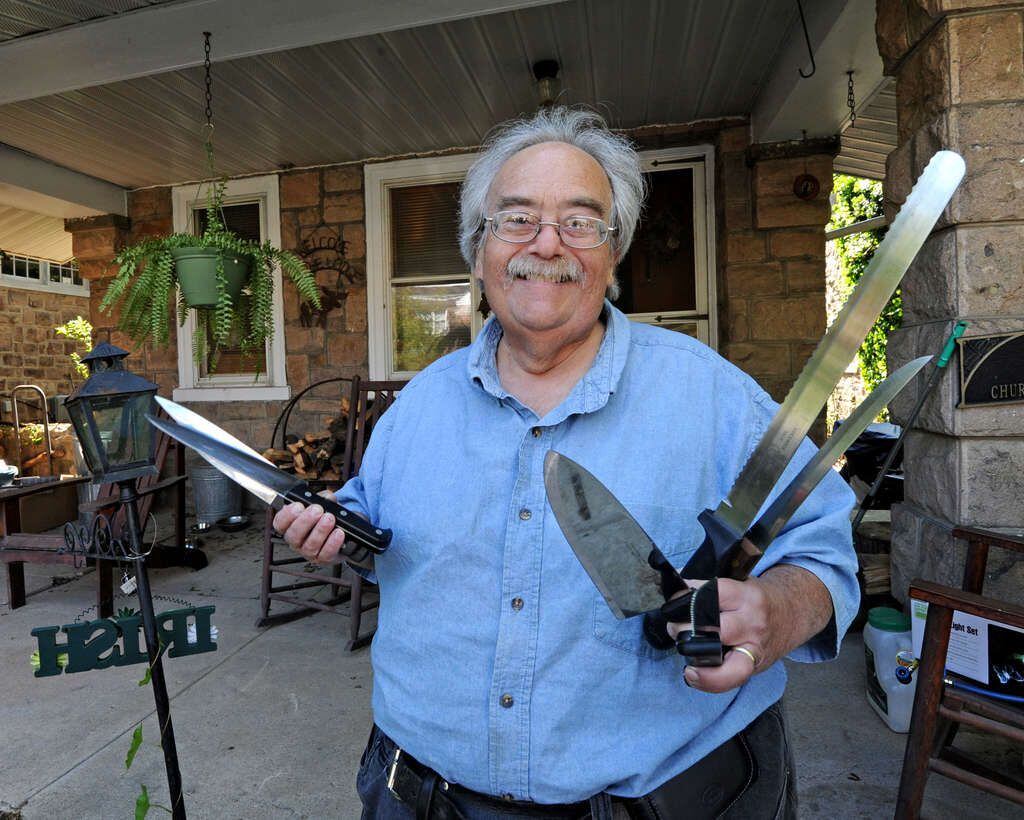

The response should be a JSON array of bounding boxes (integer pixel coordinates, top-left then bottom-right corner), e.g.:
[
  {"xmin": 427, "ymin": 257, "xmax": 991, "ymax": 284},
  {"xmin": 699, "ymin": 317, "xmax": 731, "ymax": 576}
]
[{"xmin": 191, "ymin": 462, "xmax": 242, "ymax": 525}]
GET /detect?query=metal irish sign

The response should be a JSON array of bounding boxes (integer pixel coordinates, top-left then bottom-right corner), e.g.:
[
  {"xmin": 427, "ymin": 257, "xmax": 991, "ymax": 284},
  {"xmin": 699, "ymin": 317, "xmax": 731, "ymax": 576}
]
[
  {"xmin": 31, "ymin": 606, "xmax": 217, "ymax": 677},
  {"xmin": 958, "ymin": 331, "xmax": 1024, "ymax": 407}
]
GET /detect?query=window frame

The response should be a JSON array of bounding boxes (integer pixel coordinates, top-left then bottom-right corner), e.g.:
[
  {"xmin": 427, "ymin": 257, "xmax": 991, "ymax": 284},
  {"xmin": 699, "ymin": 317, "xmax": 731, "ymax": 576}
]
[
  {"xmin": 364, "ymin": 144, "xmax": 718, "ymax": 379},
  {"xmin": 171, "ymin": 174, "xmax": 289, "ymax": 402},
  {"xmin": 365, "ymin": 153, "xmax": 481, "ymax": 380},
  {"xmin": 629, "ymin": 145, "xmax": 718, "ymax": 348},
  {"xmin": 0, "ymin": 253, "xmax": 87, "ymax": 297}
]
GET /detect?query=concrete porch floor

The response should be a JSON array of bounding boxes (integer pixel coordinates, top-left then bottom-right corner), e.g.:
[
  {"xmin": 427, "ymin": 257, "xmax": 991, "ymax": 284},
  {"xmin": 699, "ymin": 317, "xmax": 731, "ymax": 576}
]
[{"xmin": 1, "ymin": 518, "xmax": 1018, "ymax": 819}]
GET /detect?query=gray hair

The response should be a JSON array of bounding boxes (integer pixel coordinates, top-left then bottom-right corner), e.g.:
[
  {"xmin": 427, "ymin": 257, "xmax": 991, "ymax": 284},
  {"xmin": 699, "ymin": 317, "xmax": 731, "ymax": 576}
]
[{"xmin": 459, "ymin": 107, "xmax": 645, "ymax": 299}]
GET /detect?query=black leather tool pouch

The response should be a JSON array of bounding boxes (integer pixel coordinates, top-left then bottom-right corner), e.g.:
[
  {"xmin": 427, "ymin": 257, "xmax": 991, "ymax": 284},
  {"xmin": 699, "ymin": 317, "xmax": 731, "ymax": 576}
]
[{"xmin": 628, "ymin": 730, "xmax": 755, "ymax": 820}]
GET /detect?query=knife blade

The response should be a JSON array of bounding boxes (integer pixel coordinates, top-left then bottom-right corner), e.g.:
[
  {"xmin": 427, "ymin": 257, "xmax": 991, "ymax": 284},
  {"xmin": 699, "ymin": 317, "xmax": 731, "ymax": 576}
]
[
  {"xmin": 713, "ymin": 354, "xmax": 930, "ymax": 580},
  {"xmin": 542, "ymin": 451, "xmax": 688, "ymax": 619},
  {"xmin": 713, "ymin": 150, "xmax": 964, "ymax": 539},
  {"xmin": 146, "ymin": 413, "xmax": 391, "ymax": 554}
]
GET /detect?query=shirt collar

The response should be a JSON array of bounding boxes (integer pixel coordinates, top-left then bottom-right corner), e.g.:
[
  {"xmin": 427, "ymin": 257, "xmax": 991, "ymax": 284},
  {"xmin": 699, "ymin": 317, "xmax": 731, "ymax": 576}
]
[{"xmin": 466, "ymin": 300, "xmax": 632, "ymax": 421}]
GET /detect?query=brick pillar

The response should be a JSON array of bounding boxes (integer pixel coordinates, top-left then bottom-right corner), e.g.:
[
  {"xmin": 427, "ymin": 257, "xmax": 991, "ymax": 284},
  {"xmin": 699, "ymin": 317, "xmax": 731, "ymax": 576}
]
[
  {"xmin": 65, "ymin": 190, "xmax": 181, "ymax": 396},
  {"xmin": 877, "ymin": 1, "xmax": 1024, "ymax": 602},
  {"xmin": 719, "ymin": 130, "xmax": 836, "ymax": 441},
  {"xmin": 63, "ymin": 213, "xmax": 131, "ymax": 344}
]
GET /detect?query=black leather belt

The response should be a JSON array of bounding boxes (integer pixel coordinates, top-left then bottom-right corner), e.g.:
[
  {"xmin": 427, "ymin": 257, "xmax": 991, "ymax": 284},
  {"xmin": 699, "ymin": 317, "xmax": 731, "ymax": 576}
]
[
  {"xmin": 379, "ymin": 714, "xmax": 760, "ymax": 820},
  {"xmin": 385, "ymin": 741, "xmax": 598, "ymax": 819}
]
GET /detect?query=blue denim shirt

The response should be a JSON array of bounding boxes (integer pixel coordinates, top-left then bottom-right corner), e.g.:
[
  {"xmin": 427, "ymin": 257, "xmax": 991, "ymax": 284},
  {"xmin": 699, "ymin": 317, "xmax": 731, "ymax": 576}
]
[{"xmin": 337, "ymin": 302, "xmax": 857, "ymax": 803}]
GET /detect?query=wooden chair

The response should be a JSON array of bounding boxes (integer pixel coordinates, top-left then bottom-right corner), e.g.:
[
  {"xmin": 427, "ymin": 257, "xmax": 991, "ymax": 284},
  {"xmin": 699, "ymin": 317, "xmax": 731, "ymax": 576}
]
[
  {"xmin": 257, "ymin": 376, "xmax": 404, "ymax": 650},
  {"xmin": 895, "ymin": 526, "xmax": 1024, "ymax": 818}
]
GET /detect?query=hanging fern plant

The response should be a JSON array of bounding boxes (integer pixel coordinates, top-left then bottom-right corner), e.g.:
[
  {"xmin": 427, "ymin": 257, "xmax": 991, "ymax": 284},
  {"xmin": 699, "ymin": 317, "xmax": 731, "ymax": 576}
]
[
  {"xmin": 100, "ymin": 176, "xmax": 320, "ymax": 371},
  {"xmin": 828, "ymin": 174, "xmax": 896, "ymax": 390}
]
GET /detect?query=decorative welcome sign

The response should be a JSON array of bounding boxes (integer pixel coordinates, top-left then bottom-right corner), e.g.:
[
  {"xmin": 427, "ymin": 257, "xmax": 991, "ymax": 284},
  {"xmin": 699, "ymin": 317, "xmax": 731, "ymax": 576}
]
[{"xmin": 31, "ymin": 606, "xmax": 217, "ymax": 677}]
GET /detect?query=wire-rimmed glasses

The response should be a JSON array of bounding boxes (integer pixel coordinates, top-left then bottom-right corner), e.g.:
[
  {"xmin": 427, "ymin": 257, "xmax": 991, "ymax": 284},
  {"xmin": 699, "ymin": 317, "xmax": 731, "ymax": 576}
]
[{"xmin": 484, "ymin": 211, "xmax": 617, "ymax": 249}]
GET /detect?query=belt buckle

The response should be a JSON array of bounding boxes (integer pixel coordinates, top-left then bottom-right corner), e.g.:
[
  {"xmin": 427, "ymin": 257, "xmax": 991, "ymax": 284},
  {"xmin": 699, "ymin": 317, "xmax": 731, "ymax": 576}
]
[{"xmin": 386, "ymin": 748, "xmax": 403, "ymax": 798}]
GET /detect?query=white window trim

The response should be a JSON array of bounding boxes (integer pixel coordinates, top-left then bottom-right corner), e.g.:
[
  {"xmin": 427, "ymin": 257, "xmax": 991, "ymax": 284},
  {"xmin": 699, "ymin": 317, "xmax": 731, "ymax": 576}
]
[
  {"xmin": 364, "ymin": 144, "xmax": 718, "ymax": 378},
  {"xmin": 171, "ymin": 174, "xmax": 289, "ymax": 402},
  {"xmin": 1, "ymin": 257, "xmax": 88, "ymax": 297},
  {"xmin": 365, "ymin": 153, "xmax": 481, "ymax": 381}
]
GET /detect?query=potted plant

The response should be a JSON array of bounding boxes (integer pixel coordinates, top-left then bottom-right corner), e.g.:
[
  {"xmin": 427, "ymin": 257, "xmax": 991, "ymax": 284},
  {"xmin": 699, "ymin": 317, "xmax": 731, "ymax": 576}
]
[{"xmin": 100, "ymin": 176, "xmax": 320, "ymax": 370}]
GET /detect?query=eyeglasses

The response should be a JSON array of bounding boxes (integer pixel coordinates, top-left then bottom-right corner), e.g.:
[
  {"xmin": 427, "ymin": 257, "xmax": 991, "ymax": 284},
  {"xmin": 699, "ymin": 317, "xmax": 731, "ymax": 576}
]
[{"xmin": 483, "ymin": 211, "xmax": 617, "ymax": 249}]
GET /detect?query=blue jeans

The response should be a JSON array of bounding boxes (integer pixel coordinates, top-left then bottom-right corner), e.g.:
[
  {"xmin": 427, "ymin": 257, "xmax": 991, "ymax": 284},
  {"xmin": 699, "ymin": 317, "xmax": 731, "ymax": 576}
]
[{"xmin": 356, "ymin": 702, "xmax": 797, "ymax": 819}]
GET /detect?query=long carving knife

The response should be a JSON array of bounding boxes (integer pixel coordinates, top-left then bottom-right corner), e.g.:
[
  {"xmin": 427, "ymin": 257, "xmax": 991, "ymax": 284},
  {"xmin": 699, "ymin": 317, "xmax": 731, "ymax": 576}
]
[
  {"xmin": 710, "ymin": 150, "xmax": 964, "ymax": 547},
  {"xmin": 146, "ymin": 410, "xmax": 391, "ymax": 555}
]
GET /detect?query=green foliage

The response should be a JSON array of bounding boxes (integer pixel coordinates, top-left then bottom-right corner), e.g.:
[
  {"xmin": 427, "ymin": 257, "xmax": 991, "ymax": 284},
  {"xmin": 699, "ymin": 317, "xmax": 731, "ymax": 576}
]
[
  {"xmin": 54, "ymin": 315, "xmax": 93, "ymax": 383},
  {"xmin": 125, "ymin": 725, "xmax": 143, "ymax": 770},
  {"xmin": 100, "ymin": 171, "xmax": 320, "ymax": 371},
  {"xmin": 828, "ymin": 174, "xmax": 898, "ymax": 390},
  {"xmin": 135, "ymin": 784, "xmax": 150, "ymax": 820}
]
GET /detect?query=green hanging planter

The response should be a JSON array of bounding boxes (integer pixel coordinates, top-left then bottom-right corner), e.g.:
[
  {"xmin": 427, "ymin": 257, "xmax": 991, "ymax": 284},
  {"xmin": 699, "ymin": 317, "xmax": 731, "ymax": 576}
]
[{"xmin": 170, "ymin": 247, "xmax": 250, "ymax": 308}]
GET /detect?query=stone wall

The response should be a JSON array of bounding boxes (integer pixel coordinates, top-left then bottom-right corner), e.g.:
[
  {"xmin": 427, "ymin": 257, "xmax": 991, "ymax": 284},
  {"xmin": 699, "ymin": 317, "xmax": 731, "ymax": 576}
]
[
  {"xmin": 0, "ymin": 286, "xmax": 90, "ymax": 405},
  {"xmin": 877, "ymin": 1, "xmax": 1024, "ymax": 602}
]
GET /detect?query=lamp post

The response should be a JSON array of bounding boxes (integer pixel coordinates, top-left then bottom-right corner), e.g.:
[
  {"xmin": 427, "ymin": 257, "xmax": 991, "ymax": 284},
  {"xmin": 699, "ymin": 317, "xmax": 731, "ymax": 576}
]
[{"xmin": 65, "ymin": 343, "xmax": 186, "ymax": 820}]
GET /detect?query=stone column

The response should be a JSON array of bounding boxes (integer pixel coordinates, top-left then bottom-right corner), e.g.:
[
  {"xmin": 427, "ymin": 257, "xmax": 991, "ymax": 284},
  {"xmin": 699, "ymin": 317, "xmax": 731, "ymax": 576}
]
[
  {"xmin": 877, "ymin": 1, "xmax": 1024, "ymax": 602},
  {"xmin": 63, "ymin": 213, "xmax": 131, "ymax": 343}
]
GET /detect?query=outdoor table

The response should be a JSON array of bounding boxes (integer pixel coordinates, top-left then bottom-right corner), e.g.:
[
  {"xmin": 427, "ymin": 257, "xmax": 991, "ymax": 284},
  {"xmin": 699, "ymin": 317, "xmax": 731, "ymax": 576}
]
[{"xmin": 0, "ymin": 476, "xmax": 116, "ymax": 615}]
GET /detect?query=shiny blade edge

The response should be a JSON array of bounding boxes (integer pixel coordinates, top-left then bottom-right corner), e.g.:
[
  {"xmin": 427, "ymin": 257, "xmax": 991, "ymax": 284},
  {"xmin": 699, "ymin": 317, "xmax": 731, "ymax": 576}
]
[
  {"xmin": 147, "ymin": 414, "xmax": 282, "ymax": 508},
  {"xmin": 154, "ymin": 395, "xmax": 274, "ymax": 465},
  {"xmin": 716, "ymin": 151, "xmax": 965, "ymax": 534},
  {"xmin": 745, "ymin": 355, "xmax": 932, "ymax": 557}
]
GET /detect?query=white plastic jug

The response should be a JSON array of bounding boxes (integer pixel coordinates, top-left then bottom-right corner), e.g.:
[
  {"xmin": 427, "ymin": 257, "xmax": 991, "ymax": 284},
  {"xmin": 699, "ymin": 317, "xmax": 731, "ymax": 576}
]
[{"xmin": 863, "ymin": 606, "xmax": 917, "ymax": 733}]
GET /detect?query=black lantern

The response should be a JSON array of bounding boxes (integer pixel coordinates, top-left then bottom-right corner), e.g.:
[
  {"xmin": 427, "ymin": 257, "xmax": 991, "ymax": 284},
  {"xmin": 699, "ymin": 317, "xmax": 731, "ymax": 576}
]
[{"xmin": 64, "ymin": 343, "xmax": 159, "ymax": 483}]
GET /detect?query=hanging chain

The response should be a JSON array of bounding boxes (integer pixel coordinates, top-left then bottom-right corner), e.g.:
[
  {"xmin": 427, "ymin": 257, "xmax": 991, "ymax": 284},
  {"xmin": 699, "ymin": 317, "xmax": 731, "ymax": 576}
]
[
  {"xmin": 203, "ymin": 32, "xmax": 213, "ymax": 131},
  {"xmin": 846, "ymin": 70, "xmax": 856, "ymax": 129},
  {"xmin": 202, "ymin": 31, "xmax": 216, "ymax": 184}
]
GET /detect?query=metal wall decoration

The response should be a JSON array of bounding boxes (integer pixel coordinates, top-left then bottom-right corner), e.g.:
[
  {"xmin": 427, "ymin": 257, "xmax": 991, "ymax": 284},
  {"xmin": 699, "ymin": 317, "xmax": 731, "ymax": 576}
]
[
  {"xmin": 958, "ymin": 331, "xmax": 1024, "ymax": 407},
  {"xmin": 298, "ymin": 225, "xmax": 363, "ymax": 328}
]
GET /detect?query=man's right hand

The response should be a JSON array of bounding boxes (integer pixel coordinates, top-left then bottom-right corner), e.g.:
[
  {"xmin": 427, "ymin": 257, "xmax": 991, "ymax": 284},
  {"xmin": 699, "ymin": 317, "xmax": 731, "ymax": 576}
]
[{"xmin": 273, "ymin": 491, "xmax": 351, "ymax": 565}]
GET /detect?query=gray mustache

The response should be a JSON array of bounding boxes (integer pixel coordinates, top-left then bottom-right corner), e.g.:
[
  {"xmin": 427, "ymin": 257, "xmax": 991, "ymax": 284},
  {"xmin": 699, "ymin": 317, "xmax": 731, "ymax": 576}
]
[{"xmin": 503, "ymin": 256, "xmax": 585, "ymax": 287}]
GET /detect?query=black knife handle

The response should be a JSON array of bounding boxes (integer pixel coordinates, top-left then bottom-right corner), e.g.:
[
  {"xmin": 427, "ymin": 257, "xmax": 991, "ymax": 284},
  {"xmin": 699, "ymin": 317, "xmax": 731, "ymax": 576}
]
[
  {"xmin": 641, "ymin": 590, "xmax": 694, "ymax": 651},
  {"xmin": 282, "ymin": 488, "xmax": 392, "ymax": 554}
]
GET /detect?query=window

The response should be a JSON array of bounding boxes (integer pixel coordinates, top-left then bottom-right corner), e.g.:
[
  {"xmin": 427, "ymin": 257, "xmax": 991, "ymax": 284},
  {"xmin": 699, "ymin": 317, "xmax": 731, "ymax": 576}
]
[
  {"xmin": 0, "ymin": 251, "xmax": 87, "ymax": 296},
  {"xmin": 365, "ymin": 154, "xmax": 481, "ymax": 380},
  {"xmin": 364, "ymin": 145, "xmax": 716, "ymax": 379},
  {"xmin": 171, "ymin": 175, "xmax": 289, "ymax": 401}
]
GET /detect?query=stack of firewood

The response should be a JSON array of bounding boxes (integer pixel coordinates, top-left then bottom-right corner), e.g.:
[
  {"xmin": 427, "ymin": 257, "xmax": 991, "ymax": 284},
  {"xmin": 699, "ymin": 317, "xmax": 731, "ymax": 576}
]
[{"xmin": 261, "ymin": 401, "xmax": 351, "ymax": 483}]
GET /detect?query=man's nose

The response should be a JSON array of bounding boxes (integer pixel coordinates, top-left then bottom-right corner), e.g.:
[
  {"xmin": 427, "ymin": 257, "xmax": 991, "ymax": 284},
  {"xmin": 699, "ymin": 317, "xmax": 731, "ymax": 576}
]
[{"xmin": 527, "ymin": 221, "xmax": 563, "ymax": 257}]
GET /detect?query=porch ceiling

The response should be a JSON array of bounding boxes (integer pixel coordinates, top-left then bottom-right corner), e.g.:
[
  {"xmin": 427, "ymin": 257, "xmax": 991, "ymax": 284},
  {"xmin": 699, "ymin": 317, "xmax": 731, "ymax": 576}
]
[
  {"xmin": 0, "ymin": 0, "xmax": 895, "ymax": 196},
  {"xmin": 0, "ymin": 0, "xmax": 174, "ymax": 42}
]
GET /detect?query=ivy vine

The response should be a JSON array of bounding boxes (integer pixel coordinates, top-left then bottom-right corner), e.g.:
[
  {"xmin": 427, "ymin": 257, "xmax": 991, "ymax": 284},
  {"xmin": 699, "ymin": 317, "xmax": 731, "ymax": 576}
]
[{"xmin": 828, "ymin": 174, "xmax": 897, "ymax": 390}]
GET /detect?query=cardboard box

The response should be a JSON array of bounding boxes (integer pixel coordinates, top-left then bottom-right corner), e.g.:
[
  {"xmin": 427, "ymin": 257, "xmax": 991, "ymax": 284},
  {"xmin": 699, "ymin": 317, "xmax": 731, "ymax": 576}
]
[{"xmin": 912, "ymin": 599, "xmax": 1024, "ymax": 692}]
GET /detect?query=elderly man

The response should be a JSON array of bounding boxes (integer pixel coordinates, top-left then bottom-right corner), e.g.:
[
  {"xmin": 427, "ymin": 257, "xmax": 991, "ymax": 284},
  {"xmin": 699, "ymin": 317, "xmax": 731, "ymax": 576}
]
[{"xmin": 274, "ymin": 108, "xmax": 857, "ymax": 819}]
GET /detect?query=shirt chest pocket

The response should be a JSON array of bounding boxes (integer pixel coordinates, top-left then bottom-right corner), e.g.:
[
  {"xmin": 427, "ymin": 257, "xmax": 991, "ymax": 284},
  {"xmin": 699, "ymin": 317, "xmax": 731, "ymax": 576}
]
[{"xmin": 590, "ymin": 501, "xmax": 704, "ymax": 659}]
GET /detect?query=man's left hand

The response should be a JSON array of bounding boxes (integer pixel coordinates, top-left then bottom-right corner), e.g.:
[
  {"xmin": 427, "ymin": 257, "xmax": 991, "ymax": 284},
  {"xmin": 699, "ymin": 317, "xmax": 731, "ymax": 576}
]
[{"xmin": 666, "ymin": 564, "xmax": 832, "ymax": 694}]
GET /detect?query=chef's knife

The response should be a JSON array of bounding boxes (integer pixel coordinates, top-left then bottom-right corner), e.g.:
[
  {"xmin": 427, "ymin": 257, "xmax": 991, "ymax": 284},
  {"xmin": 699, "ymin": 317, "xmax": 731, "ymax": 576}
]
[{"xmin": 146, "ymin": 411, "xmax": 391, "ymax": 555}]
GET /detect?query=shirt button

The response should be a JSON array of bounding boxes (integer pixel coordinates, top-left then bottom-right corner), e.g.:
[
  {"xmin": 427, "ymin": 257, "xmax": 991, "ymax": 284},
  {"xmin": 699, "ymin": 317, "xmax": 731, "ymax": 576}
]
[
  {"xmin": 519, "ymin": 508, "xmax": 531, "ymax": 521},
  {"xmin": 500, "ymin": 693, "xmax": 514, "ymax": 708},
  {"xmin": 511, "ymin": 597, "xmax": 524, "ymax": 611},
  {"xmin": 531, "ymin": 427, "xmax": 541, "ymax": 438}
]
